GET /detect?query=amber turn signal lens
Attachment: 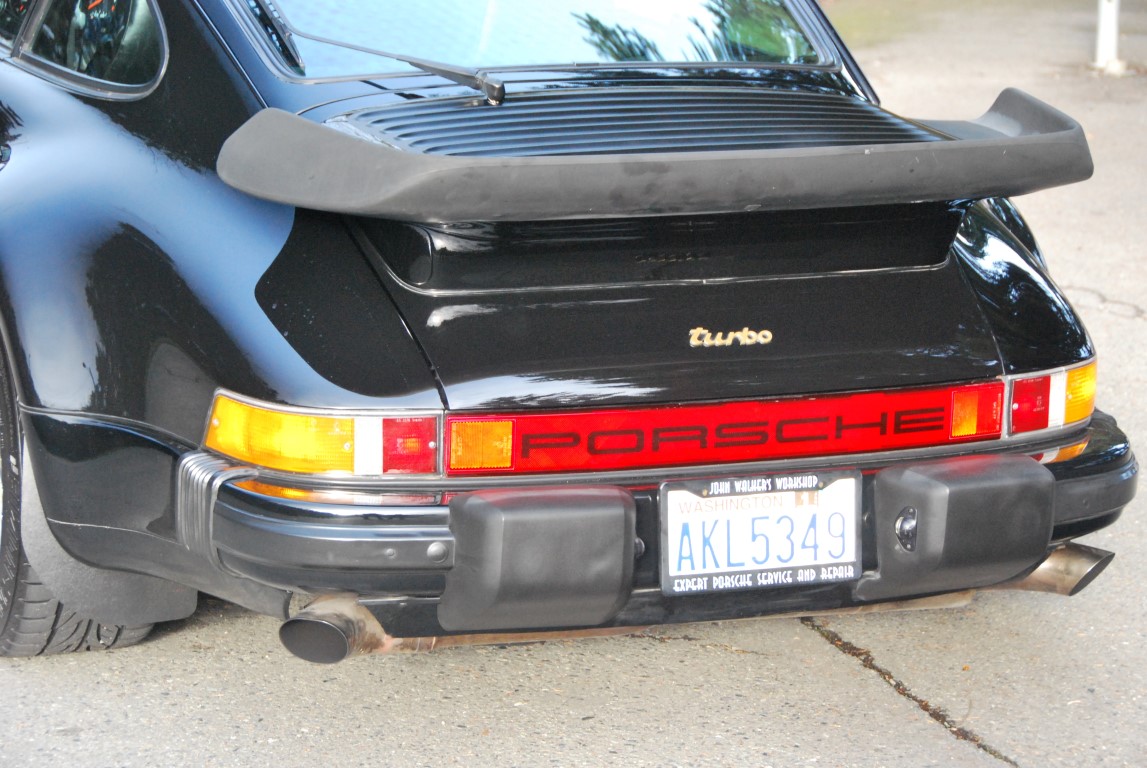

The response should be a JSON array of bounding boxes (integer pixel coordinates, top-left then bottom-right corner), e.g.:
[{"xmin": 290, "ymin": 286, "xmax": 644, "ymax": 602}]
[
  {"xmin": 204, "ymin": 394, "xmax": 441, "ymax": 476},
  {"xmin": 950, "ymin": 386, "xmax": 1003, "ymax": 439},
  {"xmin": 449, "ymin": 420, "xmax": 514, "ymax": 471},
  {"xmin": 1064, "ymin": 361, "xmax": 1097, "ymax": 426},
  {"xmin": 206, "ymin": 394, "xmax": 355, "ymax": 474}
]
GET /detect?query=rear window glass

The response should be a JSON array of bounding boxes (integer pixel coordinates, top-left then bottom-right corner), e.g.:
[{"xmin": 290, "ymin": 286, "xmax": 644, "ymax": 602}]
[{"xmin": 250, "ymin": 0, "xmax": 822, "ymax": 79}]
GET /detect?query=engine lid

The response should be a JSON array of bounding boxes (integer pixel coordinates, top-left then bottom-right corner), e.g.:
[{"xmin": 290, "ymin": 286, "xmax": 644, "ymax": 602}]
[{"xmin": 357, "ymin": 210, "xmax": 1003, "ymax": 410}]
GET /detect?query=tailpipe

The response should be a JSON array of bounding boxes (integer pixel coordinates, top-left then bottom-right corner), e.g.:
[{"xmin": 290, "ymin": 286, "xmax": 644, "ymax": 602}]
[
  {"xmin": 281, "ymin": 545, "xmax": 1114, "ymax": 662},
  {"xmin": 999, "ymin": 543, "xmax": 1115, "ymax": 597},
  {"xmin": 280, "ymin": 594, "xmax": 649, "ymax": 662},
  {"xmin": 279, "ymin": 595, "xmax": 396, "ymax": 663}
]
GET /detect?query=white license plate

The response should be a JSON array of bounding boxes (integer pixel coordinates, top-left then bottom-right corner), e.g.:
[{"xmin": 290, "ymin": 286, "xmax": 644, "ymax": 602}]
[{"xmin": 660, "ymin": 471, "xmax": 862, "ymax": 596}]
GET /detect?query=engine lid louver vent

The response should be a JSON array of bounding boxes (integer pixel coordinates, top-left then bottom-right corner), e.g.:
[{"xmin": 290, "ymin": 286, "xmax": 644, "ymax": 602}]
[{"xmin": 337, "ymin": 87, "xmax": 945, "ymax": 157}]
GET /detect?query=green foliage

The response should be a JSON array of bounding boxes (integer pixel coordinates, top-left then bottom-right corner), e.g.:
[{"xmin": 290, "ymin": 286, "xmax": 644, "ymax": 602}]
[
  {"xmin": 576, "ymin": 0, "xmax": 816, "ymax": 65},
  {"xmin": 574, "ymin": 13, "xmax": 665, "ymax": 62},
  {"xmin": 689, "ymin": 0, "xmax": 816, "ymax": 62}
]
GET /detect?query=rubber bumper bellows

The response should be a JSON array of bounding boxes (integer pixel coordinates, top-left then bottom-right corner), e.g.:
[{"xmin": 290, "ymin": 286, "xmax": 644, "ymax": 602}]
[
  {"xmin": 438, "ymin": 487, "xmax": 636, "ymax": 631},
  {"xmin": 856, "ymin": 455, "xmax": 1055, "ymax": 600}
]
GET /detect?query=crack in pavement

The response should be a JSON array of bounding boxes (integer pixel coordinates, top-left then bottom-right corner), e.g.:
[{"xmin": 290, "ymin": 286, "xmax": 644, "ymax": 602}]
[
  {"xmin": 800, "ymin": 617, "xmax": 1021, "ymax": 767},
  {"xmin": 1062, "ymin": 285, "xmax": 1147, "ymax": 320}
]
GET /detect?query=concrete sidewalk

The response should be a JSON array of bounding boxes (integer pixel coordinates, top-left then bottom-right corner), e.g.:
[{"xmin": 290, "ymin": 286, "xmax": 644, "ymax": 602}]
[{"xmin": 821, "ymin": 2, "xmax": 1147, "ymax": 765}]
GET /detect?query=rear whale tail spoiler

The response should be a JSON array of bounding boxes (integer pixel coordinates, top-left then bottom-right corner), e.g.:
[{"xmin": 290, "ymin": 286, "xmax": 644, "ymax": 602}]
[{"xmin": 217, "ymin": 88, "xmax": 1092, "ymax": 223}]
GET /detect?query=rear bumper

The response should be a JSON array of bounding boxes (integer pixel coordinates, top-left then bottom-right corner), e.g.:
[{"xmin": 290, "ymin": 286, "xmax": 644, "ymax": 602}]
[{"xmin": 184, "ymin": 411, "xmax": 1137, "ymax": 635}]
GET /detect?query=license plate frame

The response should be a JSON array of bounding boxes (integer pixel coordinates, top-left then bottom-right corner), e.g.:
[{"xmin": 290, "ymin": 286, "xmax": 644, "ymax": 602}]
[{"xmin": 659, "ymin": 470, "xmax": 862, "ymax": 596}]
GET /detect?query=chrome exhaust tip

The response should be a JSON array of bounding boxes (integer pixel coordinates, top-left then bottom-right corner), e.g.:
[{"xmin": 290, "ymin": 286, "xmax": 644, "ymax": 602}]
[
  {"xmin": 1001, "ymin": 543, "xmax": 1115, "ymax": 597},
  {"xmin": 279, "ymin": 595, "xmax": 393, "ymax": 663}
]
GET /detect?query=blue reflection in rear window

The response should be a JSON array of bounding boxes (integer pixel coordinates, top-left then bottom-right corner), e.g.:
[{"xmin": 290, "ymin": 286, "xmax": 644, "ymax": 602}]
[{"xmin": 256, "ymin": 0, "xmax": 821, "ymax": 78}]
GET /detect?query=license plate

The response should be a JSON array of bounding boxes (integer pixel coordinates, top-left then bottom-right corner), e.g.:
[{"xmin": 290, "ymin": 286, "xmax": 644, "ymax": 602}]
[{"xmin": 660, "ymin": 471, "xmax": 861, "ymax": 596}]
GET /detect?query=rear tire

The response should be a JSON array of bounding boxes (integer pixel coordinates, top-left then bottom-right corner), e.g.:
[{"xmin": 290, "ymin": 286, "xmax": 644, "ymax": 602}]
[
  {"xmin": 0, "ymin": 561, "xmax": 153, "ymax": 656},
  {"xmin": 0, "ymin": 353, "xmax": 152, "ymax": 657}
]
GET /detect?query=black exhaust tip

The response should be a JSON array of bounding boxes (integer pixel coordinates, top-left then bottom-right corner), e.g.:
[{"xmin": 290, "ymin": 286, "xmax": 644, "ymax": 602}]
[
  {"xmin": 279, "ymin": 616, "xmax": 354, "ymax": 664},
  {"xmin": 279, "ymin": 596, "xmax": 393, "ymax": 662}
]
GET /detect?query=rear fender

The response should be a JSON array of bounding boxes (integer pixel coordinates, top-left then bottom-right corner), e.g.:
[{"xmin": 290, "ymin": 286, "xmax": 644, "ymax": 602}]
[
  {"xmin": 953, "ymin": 202, "xmax": 1093, "ymax": 374},
  {"xmin": 0, "ymin": 64, "xmax": 438, "ymax": 605},
  {"xmin": 18, "ymin": 444, "xmax": 200, "ymax": 625}
]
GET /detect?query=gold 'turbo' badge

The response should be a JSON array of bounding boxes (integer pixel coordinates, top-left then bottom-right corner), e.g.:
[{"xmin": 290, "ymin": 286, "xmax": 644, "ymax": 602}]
[{"xmin": 689, "ymin": 327, "xmax": 774, "ymax": 348}]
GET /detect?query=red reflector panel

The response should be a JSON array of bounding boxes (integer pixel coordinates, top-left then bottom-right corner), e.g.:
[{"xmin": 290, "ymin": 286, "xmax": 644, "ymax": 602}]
[
  {"xmin": 446, "ymin": 382, "xmax": 1004, "ymax": 475},
  {"xmin": 382, "ymin": 417, "xmax": 438, "ymax": 474}
]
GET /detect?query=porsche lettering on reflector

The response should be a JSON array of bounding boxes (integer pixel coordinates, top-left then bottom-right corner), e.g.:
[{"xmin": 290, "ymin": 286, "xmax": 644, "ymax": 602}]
[{"xmin": 445, "ymin": 382, "xmax": 1004, "ymax": 475}]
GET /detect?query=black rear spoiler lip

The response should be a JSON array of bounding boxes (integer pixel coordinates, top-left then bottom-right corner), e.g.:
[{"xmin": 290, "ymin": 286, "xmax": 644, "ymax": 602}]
[{"xmin": 216, "ymin": 88, "xmax": 1092, "ymax": 223}]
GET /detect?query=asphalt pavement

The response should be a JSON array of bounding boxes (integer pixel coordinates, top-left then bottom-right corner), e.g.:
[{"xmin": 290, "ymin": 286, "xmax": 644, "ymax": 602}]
[{"xmin": 2, "ymin": 2, "xmax": 1145, "ymax": 766}]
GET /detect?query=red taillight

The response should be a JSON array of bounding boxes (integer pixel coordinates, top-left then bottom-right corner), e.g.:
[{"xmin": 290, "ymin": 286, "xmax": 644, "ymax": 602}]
[
  {"xmin": 381, "ymin": 417, "xmax": 439, "ymax": 474},
  {"xmin": 1011, "ymin": 375, "xmax": 1052, "ymax": 433},
  {"xmin": 209, "ymin": 363, "xmax": 1095, "ymax": 481},
  {"xmin": 445, "ymin": 382, "xmax": 1004, "ymax": 475}
]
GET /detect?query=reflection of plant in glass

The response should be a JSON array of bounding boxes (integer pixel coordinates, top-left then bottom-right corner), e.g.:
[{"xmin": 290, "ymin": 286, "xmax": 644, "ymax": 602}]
[
  {"xmin": 576, "ymin": 0, "xmax": 816, "ymax": 64},
  {"xmin": 574, "ymin": 13, "xmax": 665, "ymax": 62},
  {"xmin": 690, "ymin": 0, "xmax": 816, "ymax": 62}
]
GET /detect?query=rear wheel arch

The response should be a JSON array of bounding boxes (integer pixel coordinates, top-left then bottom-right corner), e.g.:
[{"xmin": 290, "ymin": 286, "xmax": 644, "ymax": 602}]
[{"xmin": 0, "ymin": 332, "xmax": 195, "ymax": 656}]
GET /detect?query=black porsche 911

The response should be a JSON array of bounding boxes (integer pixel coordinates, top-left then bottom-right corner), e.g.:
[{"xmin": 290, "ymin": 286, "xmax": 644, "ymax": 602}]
[{"xmin": 0, "ymin": 0, "xmax": 1136, "ymax": 663}]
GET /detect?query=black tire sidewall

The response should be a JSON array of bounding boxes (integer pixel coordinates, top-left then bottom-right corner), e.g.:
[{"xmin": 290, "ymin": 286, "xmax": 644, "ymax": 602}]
[{"xmin": 0, "ymin": 346, "xmax": 19, "ymax": 633}]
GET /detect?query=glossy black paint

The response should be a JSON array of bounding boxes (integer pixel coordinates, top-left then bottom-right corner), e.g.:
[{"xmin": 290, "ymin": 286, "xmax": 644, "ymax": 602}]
[
  {"xmin": 0, "ymin": 0, "xmax": 442, "ymax": 429},
  {"xmin": 954, "ymin": 201, "xmax": 1093, "ymax": 373},
  {"xmin": 0, "ymin": 0, "xmax": 1132, "ymax": 627},
  {"xmin": 1, "ymin": 0, "xmax": 1071, "ymax": 424},
  {"xmin": 363, "ymin": 223, "xmax": 1003, "ymax": 410},
  {"xmin": 19, "ymin": 410, "xmax": 291, "ymax": 617},
  {"xmin": 364, "ymin": 203, "xmax": 960, "ymax": 291},
  {"xmin": 1, "ymin": 0, "xmax": 285, "ymax": 431},
  {"xmin": 255, "ymin": 210, "xmax": 438, "ymax": 399},
  {"xmin": 0, "ymin": 0, "xmax": 438, "ymax": 615}
]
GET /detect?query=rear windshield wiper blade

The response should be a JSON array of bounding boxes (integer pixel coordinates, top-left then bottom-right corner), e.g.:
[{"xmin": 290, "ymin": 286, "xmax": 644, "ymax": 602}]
[{"xmin": 268, "ymin": 19, "xmax": 506, "ymax": 105}]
